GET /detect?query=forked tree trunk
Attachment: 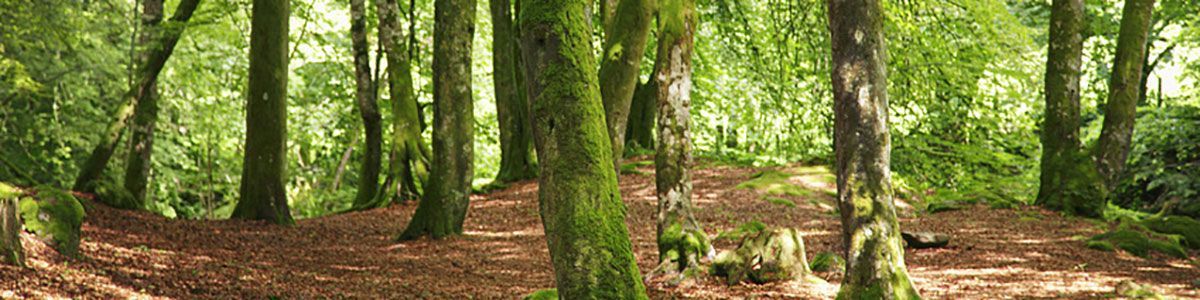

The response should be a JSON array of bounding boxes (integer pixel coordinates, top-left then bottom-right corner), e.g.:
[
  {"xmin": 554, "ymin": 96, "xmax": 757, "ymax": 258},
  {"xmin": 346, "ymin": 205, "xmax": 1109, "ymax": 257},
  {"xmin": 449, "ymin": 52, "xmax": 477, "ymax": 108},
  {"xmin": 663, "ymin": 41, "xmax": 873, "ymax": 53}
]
[
  {"xmin": 349, "ymin": 0, "xmax": 384, "ymax": 208},
  {"xmin": 625, "ymin": 79, "xmax": 657, "ymax": 151},
  {"xmin": 1035, "ymin": 0, "xmax": 1106, "ymax": 217},
  {"xmin": 1096, "ymin": 0, "xmax": 1155, "ymax": 187},
  {"xmin": 232, "ymin": 0, "xmax": 293, "ymax": 225},
  {"xmin": 73, "ymin": 0, "xmax": 203, "ymax": 193},
  {"xmin": 598, "ymin": 0, "xmax": 655, "ymax": 170},
  {"xmin": 491, "ymin": 0, "xmax": 537, "ymax": 183},
  {"xmin": 399, "ymin": 0, "xmax": 475, "ymax": 240},
  {"xmin": 377, "ymin": 0, "xmax": 428, "ymax": 203},
  {"xmin": 121, "ymin": 0, "xmax": 164, "ymax": 205},
  {"xmin": 827, "ymin": 0, "xmax": 920, "ymax": 298},
  {"xmin": 520, "ymin": 0, "xmax": 648, "ymax": 297}
]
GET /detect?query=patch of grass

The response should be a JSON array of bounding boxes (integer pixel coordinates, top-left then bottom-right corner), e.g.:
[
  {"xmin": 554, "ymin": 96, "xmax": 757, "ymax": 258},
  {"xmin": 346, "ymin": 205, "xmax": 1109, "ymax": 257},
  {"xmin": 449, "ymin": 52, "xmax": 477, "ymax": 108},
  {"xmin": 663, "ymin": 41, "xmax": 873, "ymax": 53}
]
[
  {"xmin": 715, "ymin": 221, "xmax": 768, "ymax": 241},
  {"xmin": 522, "ymin": 288, "xmax": 557, "ymax": 300},
  {"xmin": 763, "ymin": 196, "xmax": 795, "ymax": 208},
  {"xmin": 619, "ymin": 160, "xmax": 653, "ymax": 175}
]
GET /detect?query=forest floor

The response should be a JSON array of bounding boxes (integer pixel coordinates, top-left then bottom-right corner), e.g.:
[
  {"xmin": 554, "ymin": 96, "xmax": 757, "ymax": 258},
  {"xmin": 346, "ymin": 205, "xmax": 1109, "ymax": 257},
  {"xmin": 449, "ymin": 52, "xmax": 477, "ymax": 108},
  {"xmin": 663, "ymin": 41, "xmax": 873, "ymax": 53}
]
[{"xmin": 2, "ymin": 161, "xmax": 1199, "ymax": 299}]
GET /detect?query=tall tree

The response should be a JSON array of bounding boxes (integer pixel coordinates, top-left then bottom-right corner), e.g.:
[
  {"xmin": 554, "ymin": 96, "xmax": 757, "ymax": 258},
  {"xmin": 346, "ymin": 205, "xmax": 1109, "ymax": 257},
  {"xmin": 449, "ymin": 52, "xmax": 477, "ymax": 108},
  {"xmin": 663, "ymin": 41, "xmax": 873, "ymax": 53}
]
[
  {"xmin": 1096, "ymin": 0, "xmax": 1156, "ymax": 187},
  {"xmin": 231, "ymin": 0, "xmax": 293, "ymax": 225},
  {"xmin": 72, "ymin": 0, "xmax": 203, "ymax": 193},
  {"xmin": 121, "ymin": 0, "xmax": 164, "ymax": 205},
  {"xmin": 1035, "ymin": 0, "xmax": 1105, "ymax": 217},
  {"xmin": 377, "ymin": 0, "xmax": 427, "ymax": 203},
  {"xmin": 398, "ymin": 0, "xmax": 475, "ymax": 240},
  {"xmin": 520, "ymin": 0, "xmax": 648, "ymax": 297},
  {"xmin": 349, "ymin": 0, "xmax": 384, "ymax": 208},
  {"xmin": 827, "ymin": 0, "xmax": 920, "ymax": 298},
  {"xmin": 490, "ymin": 0, "xmax": 537, "ymax": 183},
  {"xmin": 651, "ymin": 0, "xmax": 708, "ymax": 281},
  {"xmin": 625, "ymin": 79, "xmax": 657, "ymax": 151},
  {"xmin": 598, "ymin": 0, "xmax": 655, "ymax": 169}
]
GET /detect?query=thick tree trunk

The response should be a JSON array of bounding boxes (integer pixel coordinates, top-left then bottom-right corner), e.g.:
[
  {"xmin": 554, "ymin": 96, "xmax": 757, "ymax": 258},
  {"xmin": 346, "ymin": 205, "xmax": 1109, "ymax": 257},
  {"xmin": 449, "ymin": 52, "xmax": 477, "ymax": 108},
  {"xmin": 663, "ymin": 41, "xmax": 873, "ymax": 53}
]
[
  {"xmin": 399, "ymin": 0, "xmax": 474, "ymax": 240},
  {"xmin": 349, "ymin": 0, "xmax": 384, "ymax": 208},
  {"xmin": 491, "ymin": 0, "xmax": 537, "ymax": 183},
  {"xmin": 651, "ymin": 0, "xmax": 708, "ymax": 281},
  {"xmin": 625, "ymin": 79, "xmax": 657, "ymax": 152},
  {"xmin": 376, "ymin": 0, "xmax": 427, "ymax": 203},
  {"xmin": 121, "ymin": 0, "xmax": 165, "ymax": 205},
  {"xmin": 598, "ymin": 0, "xmax": 654, "ymax": 170},
  {"xmin": 520, "ymin": 0, "xmax": 648, "ymax": 297},
  {"xmin": 232, "ymin": 0, "xmax": 293, "ymax": 225},
  {"xmin": 0, "ymin": 184, "xmax": 23, "ymax": 267},
  {"xmin": 1096, "ymin": 0, "xmax": 1155, "ymax": 187},
  {"xmin": 72, "ymin": 0, "xmax": 203, "ymax": 193},
  {"xmin": 827, "ymin": 0, "xmax": 920, "ymax": 298},
  {"xmin": 1035, "ymin": 0, "xmax": 1106, "ymax": 217}
]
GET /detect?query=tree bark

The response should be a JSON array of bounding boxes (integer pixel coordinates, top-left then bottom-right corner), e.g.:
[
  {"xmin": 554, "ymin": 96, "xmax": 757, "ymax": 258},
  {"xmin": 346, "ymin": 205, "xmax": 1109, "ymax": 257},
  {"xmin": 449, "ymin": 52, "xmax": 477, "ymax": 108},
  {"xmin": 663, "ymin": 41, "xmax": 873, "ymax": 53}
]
[
  {"xmin": 598, "ymin": 0, "xmax": 655, "ymax": 170},
  {"xmin": 72, "ymin": 0, "xmax": 203, "ymax": 193},
  {"xmin": 399, "ymin": 0, "xmax": 475, "ymax": 240},
  {"xmin": 491, "ymin": 0, "xmax": 537, "ymax": 183},
  {"xmin": 827, "ymin": 0, "xmax": 920, "ymax": 298},
  {"xmin": 349, "ymin": 0, "xmax": 384, "ymax": 208},
  {"xmin": 651, "ymin": 0, "xmax": 708, "ymax": 281},
  {"xmin": 625, "ymin": 79, "xmax": 657, "ymax": 151},
  {"xmin": 377, "ymin": 0, "xmax": 427, "ymax": 204},
  {"xmin": 0, "ymin": 184, "xmax": 23, "ymax": 267},
  {"xmin": 121, "ymin": 0, "xmax": 165, "ymax": 206},
  {"xmin": 1035, "ymin": 0, "xmax": 1106, "ymax": 217},
  {"xmin": 1096, "ymin": 0, "xmax": 1155, "ymax": 187},
  {"xmin": 232, "ymin": 0, "xmax": 293, "ymax": 225},
  {"xmin": 520, "ymin": 0, "xmax": 648, "ymax": 297}
]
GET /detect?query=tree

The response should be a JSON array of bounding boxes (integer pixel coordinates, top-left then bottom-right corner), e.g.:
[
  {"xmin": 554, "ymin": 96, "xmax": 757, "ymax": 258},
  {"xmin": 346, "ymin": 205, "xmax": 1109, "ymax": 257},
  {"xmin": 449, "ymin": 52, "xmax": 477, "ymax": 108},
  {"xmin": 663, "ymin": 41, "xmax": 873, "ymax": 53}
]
[
  {"xmin": 1035, "ymin": 0, "xmax": 1105, "ymax": 217},
  {"xmin": 121, "ymin": 0, "xmax": 164, "ymax": 204},
  {"xmin": 490, "ymin": 0, "xmax": 537, "ymax": 183},
  {"xmin": 377, "ymin": 0, "xmax": 429, "ymax": 203},
  {"xmin": 520, "ymin": 0, "xmax": 647, "ymax": 297},
  {"xmin": 72, "ymin": 0, "xmax": 203, "ymax": 194},
  {"xmin": 827, "ymin": 0, "xmax": 920, "ymax": 298},
  {"xmin": 1096, "ymin": 0, "xmax": 1156, "ymax": 187},
  {"xmin": 349, "ymin": 0, "xmax": 384, "ymax": 208},
  {"xmin": 598, "ymin": 0, "xmax": 655, "ymax": 169},
  {"xmin": 625, "ymin": 80, "xmax": 657, "ymax": 151},
  {"xmin": 651, "ymin": 0, "xmax": 708, "ymax": 281},
  {"xmin": 399, "ymin": 0, "xmax": 475, "ymax": 240},
  {"xmin": 231, "ymin": 0, "xmax": 293, "ymax": 225}
]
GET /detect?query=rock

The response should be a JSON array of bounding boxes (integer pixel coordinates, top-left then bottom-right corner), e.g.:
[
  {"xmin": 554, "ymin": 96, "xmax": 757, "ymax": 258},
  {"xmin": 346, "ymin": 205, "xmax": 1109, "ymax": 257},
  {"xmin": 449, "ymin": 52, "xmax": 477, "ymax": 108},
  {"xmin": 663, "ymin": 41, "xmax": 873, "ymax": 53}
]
[
  {"xmin": 712, "ymin": 227, "xmax": 823, "ymax": 285},
  {"xmin": 901, "ymin": 231, "xmax": 950, "ymax": 249},
  {"xmin": 19, "ymin": 186, "xmax": 86, "ymax": 258}
]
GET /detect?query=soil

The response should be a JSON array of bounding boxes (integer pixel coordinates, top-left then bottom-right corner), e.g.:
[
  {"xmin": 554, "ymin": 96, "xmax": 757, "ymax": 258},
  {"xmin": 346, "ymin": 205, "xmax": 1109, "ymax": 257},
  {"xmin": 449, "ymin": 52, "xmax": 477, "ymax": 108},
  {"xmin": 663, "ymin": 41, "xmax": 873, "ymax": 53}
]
[{"xmin": 2, "ymin": 163, "xmax": 1198, "ymax": 299}]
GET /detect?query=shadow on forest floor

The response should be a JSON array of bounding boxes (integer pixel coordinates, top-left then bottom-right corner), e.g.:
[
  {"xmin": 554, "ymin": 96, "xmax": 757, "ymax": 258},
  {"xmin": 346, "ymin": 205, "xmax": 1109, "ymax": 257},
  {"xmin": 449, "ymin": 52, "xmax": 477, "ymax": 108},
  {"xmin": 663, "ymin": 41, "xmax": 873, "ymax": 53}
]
[{"xmin": 2, "ymin": 161, "xmax": 1198, "ymax": 299}]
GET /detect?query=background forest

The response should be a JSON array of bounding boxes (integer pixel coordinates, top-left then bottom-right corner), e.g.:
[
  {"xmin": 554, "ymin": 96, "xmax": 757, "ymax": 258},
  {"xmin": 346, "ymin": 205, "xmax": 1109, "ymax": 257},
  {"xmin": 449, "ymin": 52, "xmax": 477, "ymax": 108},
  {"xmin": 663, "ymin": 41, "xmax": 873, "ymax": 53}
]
[{"xmin": 1, "ymin": 0, "xmax": 1198, "ymax": 221}]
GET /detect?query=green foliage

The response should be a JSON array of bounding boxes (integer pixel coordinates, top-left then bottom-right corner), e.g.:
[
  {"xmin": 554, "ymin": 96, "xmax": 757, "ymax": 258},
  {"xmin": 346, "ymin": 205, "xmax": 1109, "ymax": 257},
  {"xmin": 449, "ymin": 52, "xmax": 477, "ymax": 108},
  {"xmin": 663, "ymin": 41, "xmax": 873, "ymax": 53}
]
[
  {"xmin": 1113, "ymin": 106, "xmax": 1200, "ymax": 217},
  {"xmin": 809, "ymin": 251, "xmax": 844, "ymax": 273},
  {"xmin": 522, "ymin": 288, "xmax": 558, "ymax": 300},
  {"xmin": 18, "ymin": 186, "xmax": 85, "ymax": 258},
  {"xmin": 87, "ymin": 177, "xmax": 138, "ymax": 210}
]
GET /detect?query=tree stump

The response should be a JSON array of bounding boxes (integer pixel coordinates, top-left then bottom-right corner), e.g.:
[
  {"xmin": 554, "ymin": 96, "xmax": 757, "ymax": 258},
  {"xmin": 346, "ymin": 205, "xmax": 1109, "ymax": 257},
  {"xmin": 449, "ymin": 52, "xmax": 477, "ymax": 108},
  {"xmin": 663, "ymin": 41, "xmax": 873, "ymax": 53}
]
[
  {"xmin": 0, "ymin": 183, "xmax": 25, "ymax": 267},
  {"xmin": 712, "ymin": 227, "xmax": 823, "ymax": 285}
]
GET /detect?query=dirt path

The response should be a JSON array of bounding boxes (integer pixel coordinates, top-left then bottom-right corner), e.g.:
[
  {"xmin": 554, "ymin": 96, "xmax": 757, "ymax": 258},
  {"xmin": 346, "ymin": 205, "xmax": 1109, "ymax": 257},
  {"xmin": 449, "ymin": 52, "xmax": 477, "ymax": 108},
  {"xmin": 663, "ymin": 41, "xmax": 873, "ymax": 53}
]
[{"xmin": 2, "ymin": 164, "xmax": 1197, "ymax": 299}]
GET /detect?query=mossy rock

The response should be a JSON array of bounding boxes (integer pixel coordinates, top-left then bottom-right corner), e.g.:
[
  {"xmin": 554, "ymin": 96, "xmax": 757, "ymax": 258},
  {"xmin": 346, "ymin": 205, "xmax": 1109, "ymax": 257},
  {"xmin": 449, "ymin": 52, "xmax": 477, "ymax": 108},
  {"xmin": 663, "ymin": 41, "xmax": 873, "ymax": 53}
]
[
  {"xmin": 1141, "ymin": 215, "xmax": 1200, "ymax": 249},
  {"xmin": 1090, "ymin": 228, "xmax": 1186, "ymax": 259},
  {"xmin": 19, "ymin": 186, "xmax": 86, "ymax": 258},
  {"xmin": 809, "ymin": 251, "xmax": 844, "ymax": 273},
  {"xmin": 712, "ymin": 227, "xmax": 821, "ymax": 285},
  {"xmin": 522, "ymin": 288, "xmax": 558, "ymax": 300},
  {"xmin": 86, "ymin": 179, "xmax": 139, "ymax": 210}
]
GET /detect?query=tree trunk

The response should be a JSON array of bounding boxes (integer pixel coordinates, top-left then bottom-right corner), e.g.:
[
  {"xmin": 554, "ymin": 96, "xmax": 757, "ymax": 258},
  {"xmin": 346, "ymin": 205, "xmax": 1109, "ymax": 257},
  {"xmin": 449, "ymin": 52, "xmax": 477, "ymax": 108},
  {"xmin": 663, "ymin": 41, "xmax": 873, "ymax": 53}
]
[
  {"xmin": 0, "ymin": 184, "xmax": 23, "ymax": 267},
  {"xmin": 651, "ymin": 0, "xmax": 708, "ymax": 282},
  {"xmin": 598, "ymin": 0, "xmax": 654, "ymax": 170},
  {"xmin": 520, "ymin": 0, "xmax": 648, "ymax": 297},
  {"xmin": 1035, "ymin": 0, "xmax": 1106, "ymax": 217},
  {"xmin": 377, "ymin": 0, "xmax": 427, "ymax": 204},
  {"xmin": 232, "ymin": 0, "xmax": 293, "ymax": 225},
  {"xmin": 72, "ymin": 0, "xmax": 203, "ymax": 193},
  {"xmin": 625, "ymin": 79, "xmax": 657, "ymax": 152},
  {"xmin": 398, "ymin": 0, "xmax": 475, "ymax": 240},
  {"xmin": 827, "ymin": 0, "xmax": 920, "ymax": 298},
  {"xmin": 491, "ymin": 0, "xmax": 537, "ymax": 183},
  {"xmin": 121, "ymin": 0, "xmax": 165, "ymax": 206},
  {"xmin": 1096, "ymin": 0, "xmax": 1155, "ymax": 187},
  {"xmin": 349, "ymin": 0, "xmax": 384, "ymax": 209}
]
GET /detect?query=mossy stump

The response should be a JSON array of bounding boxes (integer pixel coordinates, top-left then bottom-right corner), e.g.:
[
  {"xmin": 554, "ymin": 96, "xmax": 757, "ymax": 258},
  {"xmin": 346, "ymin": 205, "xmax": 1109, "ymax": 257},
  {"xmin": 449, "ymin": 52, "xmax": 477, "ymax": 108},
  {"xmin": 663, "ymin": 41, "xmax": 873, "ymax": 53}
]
[
  {"xmin": 1089, "ymin": 223, "xmax": 1186, "ymax": 259},
  {"xmin": 0, "ymin": 183, "xmax": 25, "ymax": 267},
  {"xmin": 19, "ymin": 186, "xmax": 86, "ymax": 258},
  {"xmin": 712, "ymin": 227, "xmax": 823, "ymax": 285}
]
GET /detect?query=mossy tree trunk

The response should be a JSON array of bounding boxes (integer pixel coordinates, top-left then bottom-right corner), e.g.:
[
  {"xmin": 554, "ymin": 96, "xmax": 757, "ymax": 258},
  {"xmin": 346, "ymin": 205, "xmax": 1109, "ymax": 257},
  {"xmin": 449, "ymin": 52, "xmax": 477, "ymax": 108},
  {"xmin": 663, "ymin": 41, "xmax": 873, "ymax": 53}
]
[
  {"xmin": 73, "ymin": 0, "xmax": 203, "ymax": 193},
  {"xmin": 377, "ymin": 0, "xmax": 428, "ymax": 203},
  {"xmin": 349, "ymin": 0, "xmax": 384, "ymax": 208},
  {"xmin": 399, "ymin": 0, "xmax": 474, "ymax": 240},
  {"xmin": 0, "ymin": 183, "xmax": 23, "ymax": 267},
  {"xmin": 1036, "ymin": 0, "xmax": 1105, "ymax": 217},
  {"xmin": 827, "ymin": 0, "xmax": 920, "ymax": 298},
  {"xmin": 652, "ymin": 0, "xmax": 708, "ymax": 281},
  {"xmin": 232, "ymin": 0, "xmax": 293, "ymax": 225},
  {"xmin": 598, "ymin": 0, "xmax": 655, "ymax": 169},
  {"xmin": 625, "ymin": 79, "xmax": 657, "ymax": 152},
  {"xmin": 121, "ymin": 0, "xmax": 164, "ymax": 205},
  {"xmin": 520, "ymin": 0, "xmax": 648, "ymax": 297},
  {"xmin": 491, "ymin": 0, "xmax": 538, "ymax": 183},
  {"xmin": 1096, "ymin": 0, "xmax": 1155, "ymax": 187}
]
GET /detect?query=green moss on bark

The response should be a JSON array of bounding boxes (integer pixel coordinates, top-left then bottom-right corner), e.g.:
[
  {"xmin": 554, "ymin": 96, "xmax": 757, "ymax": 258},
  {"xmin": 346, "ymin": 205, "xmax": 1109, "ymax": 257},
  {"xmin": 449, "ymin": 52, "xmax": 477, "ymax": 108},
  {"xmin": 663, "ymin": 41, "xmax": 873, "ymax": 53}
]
[{"xmin": 1, "ymin": 182, "xmax": 25, "ymax": 267}]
